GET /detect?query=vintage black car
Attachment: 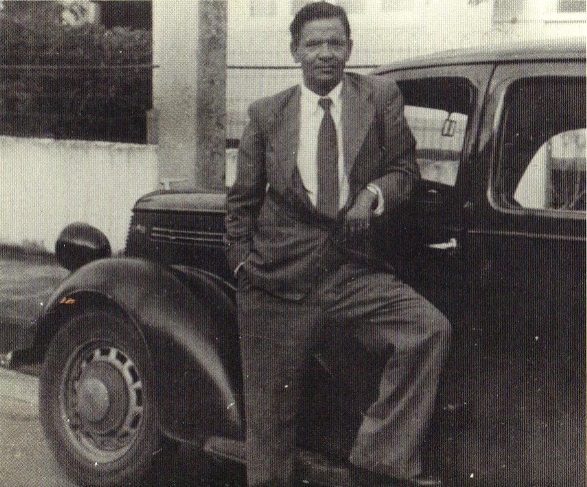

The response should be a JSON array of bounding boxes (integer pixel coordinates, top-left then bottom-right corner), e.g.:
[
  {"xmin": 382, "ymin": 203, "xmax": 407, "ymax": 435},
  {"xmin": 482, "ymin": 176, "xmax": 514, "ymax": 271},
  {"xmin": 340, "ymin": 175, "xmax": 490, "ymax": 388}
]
[{"xmin": 27, "ymin": 39, "xmax": 585, "ymax": 487}]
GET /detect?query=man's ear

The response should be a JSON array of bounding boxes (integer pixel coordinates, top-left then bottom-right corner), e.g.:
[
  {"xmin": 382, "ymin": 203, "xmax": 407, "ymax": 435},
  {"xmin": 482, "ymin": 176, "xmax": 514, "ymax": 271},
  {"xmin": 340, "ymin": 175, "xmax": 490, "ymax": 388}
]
[
  {"xmin": 290, "ymin": 41, "xmax": 300, "ymax": 63},
  {"xmin": 345, "ymin": 38, "xmax": 353, "ymax": 62}
]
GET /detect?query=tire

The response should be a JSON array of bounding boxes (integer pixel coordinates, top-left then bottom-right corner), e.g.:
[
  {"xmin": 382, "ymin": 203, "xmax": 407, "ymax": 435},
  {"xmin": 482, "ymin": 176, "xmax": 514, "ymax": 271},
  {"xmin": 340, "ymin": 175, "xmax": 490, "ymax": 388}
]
[{"xmin": 39, "ymin": 308, "xmax": 162, "ymax": 487}]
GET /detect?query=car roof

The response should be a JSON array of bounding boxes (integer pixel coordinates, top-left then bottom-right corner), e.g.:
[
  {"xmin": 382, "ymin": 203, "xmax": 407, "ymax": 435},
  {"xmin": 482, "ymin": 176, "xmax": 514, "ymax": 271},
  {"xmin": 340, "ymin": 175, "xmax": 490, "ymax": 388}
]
[{"xmin": 373, "ymin": 37, "xmax": 586, "ymax": 74}]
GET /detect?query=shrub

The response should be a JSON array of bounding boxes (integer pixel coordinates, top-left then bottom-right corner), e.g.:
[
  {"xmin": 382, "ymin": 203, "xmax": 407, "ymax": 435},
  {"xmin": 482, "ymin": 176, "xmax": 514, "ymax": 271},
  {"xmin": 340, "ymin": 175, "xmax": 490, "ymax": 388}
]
[{"xmin": 0, "ymin": 2, "xmax": 152, "ymax": 143}]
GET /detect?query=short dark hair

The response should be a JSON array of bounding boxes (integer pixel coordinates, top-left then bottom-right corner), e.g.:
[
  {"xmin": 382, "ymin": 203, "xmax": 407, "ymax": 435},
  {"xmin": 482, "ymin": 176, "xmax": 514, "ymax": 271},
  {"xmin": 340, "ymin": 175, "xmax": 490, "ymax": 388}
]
[{"xmin": 290, "ymin": 2, "xmax": 351, "ymax": 48}]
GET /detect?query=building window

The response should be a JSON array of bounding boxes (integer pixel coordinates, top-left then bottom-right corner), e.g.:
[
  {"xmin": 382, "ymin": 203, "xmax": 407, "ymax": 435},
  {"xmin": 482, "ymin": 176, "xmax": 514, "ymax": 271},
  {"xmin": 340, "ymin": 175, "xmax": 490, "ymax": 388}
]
[
  {"xmin": 251, "ymin": 0, "xmax": 277, "ymax": 17},
  {"xmin": 558, "ymin": 0, "xmax": 586, "ymax": 13},
  {"xmin": 382, "ymin": 0, "xmax": 413, "ymax": 12}
]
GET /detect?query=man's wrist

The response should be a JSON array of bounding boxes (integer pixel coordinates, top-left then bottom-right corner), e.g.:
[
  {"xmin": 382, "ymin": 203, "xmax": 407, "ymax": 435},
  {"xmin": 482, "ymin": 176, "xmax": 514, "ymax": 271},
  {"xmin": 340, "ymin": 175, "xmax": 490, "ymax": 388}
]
[
  {"xmin": 365, "ymin": 184, "xmax": 384, "ymax": 214},
  {"xmin": 364, "ymin": 188, "xmax": 378, "ymax": 210}
]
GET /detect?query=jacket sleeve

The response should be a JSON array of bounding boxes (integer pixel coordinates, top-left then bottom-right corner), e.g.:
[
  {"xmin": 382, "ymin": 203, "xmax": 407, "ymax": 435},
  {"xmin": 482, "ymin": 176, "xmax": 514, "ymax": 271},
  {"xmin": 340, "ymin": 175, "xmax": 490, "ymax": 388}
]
[
  {"xmin": 370, "ymin": 79, "xmax": 419, "ymax": 213},
  {"xmin": 224, "ymin": 102, "xmax": 267, "ymax": 273}
]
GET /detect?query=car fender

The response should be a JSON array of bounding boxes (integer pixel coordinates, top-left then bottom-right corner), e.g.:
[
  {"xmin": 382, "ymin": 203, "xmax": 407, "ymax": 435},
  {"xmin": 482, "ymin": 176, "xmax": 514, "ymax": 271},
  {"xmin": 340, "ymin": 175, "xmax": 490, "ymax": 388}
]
[{"xmin": 36, "ymin": 257, "xmax": 243, "ymax": 443}]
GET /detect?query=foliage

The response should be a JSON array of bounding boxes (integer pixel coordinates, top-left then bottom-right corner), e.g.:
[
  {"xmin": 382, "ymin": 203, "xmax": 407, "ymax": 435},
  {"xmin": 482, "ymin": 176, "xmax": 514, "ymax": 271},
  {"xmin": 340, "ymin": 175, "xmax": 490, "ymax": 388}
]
[{"xmin": 0, "ymin": 1, "xmax": 152, "ymax": 143}]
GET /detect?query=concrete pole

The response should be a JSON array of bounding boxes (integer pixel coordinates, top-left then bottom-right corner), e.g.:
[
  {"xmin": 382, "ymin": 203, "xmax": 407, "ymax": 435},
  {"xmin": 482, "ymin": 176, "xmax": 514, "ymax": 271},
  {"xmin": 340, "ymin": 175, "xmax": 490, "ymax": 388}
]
[{"xmin": 152, "ymin": 0, "xmax": 227, "ymax": 191}]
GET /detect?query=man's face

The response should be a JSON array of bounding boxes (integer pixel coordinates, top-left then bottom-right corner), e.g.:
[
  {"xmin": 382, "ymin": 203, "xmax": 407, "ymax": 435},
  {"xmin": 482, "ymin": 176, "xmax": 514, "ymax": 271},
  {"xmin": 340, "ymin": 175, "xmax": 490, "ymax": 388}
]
[{"xmin": 290, "ymin": 17, "xmax": 352, "ymax": 95}]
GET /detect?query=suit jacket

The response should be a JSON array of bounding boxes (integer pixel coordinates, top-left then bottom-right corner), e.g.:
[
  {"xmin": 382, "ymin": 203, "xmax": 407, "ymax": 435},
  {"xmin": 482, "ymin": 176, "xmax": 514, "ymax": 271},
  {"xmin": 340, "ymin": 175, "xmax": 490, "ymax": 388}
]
[{"xmin": 225, "ymin": 72, "xmax": 418, "ymax": 300}]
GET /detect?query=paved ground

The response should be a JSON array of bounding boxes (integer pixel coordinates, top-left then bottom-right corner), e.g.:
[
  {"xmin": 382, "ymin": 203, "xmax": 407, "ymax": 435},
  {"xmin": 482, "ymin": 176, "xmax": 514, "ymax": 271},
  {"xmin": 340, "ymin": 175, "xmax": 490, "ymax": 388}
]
[{"xmin": 0, "ymin": 367, "xmax": 77, "ymax": 487}]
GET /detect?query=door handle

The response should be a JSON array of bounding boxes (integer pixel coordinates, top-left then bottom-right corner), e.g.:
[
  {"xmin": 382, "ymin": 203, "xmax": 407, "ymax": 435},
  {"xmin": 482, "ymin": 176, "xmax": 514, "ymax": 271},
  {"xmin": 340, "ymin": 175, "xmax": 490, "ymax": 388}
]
[{"xmin": 428, "ymin": 238, "xmax": 458, "ymax": 250}]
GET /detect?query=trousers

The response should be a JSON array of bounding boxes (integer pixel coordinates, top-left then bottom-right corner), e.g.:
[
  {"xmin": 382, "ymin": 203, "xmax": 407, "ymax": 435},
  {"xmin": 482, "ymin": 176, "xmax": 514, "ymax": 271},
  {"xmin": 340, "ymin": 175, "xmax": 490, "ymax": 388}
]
[{"xmin": 237, "ymin": 262, "xmax": 451, "ymax": 487}]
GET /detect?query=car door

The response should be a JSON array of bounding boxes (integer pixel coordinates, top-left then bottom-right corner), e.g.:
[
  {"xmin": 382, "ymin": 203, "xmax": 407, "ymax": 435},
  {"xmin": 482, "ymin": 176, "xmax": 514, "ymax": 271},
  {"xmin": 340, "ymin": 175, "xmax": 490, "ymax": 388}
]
[
  {"xmin": 375, "ymin": 65, "xmax": 492, "ymax": 322},
  {"xmin": 463, "ymin": 60, "xmax": 586, "ymax": 486},
  {"xmin": 370, "ymin": 65, "xmax": 493, "ymax": 481}
]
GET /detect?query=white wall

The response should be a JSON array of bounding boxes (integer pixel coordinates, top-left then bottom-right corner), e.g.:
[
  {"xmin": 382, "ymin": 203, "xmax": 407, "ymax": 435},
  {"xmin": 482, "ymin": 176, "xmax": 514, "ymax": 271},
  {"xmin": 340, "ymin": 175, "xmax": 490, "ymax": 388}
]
[{"xmin": 0, "ymin": 137, "xmax": 158, "ymax": 253}]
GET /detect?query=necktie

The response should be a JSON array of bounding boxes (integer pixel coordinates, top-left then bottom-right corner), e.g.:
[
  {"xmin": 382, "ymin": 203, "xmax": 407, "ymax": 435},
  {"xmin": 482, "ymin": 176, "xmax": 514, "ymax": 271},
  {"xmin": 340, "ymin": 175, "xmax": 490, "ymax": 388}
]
[{"xmin": 317, "ymin": 97, "xmax": 339, "ymax": 218}]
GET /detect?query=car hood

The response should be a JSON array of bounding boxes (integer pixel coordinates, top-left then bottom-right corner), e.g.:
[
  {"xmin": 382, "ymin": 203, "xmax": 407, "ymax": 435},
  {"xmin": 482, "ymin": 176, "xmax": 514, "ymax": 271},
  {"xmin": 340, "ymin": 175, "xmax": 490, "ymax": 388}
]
[{"xmin": 133, "ymin": 190, "xmax": 227, "ymax": 213}]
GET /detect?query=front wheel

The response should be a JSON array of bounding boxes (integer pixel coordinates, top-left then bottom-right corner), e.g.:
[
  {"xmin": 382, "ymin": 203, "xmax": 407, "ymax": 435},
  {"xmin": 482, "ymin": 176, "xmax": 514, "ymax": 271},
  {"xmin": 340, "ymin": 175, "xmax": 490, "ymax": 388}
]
[{"xmin": 39, "ymin": 308, "xmax": 162, "ymax": 487}]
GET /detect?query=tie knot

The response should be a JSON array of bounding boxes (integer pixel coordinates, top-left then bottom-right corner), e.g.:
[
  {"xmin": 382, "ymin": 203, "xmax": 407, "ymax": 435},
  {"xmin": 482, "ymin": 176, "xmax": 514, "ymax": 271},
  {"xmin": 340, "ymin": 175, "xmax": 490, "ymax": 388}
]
[{"xmin": 318, "ymin": 97, "xmax": 332, "ymax": 111}]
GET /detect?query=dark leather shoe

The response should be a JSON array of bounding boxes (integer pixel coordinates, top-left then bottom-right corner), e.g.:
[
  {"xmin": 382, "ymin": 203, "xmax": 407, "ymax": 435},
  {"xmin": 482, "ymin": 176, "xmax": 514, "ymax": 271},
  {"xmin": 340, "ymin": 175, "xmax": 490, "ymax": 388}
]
[
  {"xmin": 349, "ymin": 465, "xmax": 442, "ymax": 487},
  {"xmin": 406, "ymin": 473, "xmax": 443, "ymax": 487}
]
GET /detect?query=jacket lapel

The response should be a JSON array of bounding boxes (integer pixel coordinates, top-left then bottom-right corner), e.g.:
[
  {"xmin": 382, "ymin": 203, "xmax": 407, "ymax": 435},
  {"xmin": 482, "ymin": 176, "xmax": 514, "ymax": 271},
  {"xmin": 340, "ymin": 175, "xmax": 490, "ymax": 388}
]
[
  {"xmin": 272, "ymin": 86, "xmax": 300, "ymax": 185},
  {"xmin": 271, "ymin": 86, "xmax": 316, "ymax": 207},
  {"xmin": 342, "ymin": 75, "xmax": 375, "ymax": 177}
]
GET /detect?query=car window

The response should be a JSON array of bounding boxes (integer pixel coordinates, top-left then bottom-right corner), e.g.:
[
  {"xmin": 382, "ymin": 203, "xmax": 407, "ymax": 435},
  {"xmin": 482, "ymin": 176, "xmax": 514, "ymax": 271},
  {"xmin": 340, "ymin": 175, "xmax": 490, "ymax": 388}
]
[
  {"xmin": 397, "ymin": 77, "xmax": 472, "ymax": 188},
  {"xmin": 493, "ymin": 76, "xmax": 586, "ymax": 215},
  {"xmin": 404, "ymin": 105, "xmax": 467, "ymax": 187},
  {"xmin": 514, "ymin": 128, "xmax": 586, "ymax": 211}
]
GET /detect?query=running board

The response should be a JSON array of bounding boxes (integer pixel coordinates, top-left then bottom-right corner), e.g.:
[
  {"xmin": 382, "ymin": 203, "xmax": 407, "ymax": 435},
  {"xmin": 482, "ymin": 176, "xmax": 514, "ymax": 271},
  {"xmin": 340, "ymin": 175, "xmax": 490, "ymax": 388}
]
[{"xmin": 203, "ymin": 436, "xmax": 349, "ymax": 487}]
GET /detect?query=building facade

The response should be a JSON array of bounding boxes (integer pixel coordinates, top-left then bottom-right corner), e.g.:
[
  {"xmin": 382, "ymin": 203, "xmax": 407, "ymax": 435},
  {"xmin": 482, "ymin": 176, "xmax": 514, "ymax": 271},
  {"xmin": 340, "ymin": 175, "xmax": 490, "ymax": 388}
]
[{"xmin": 228, "ymin": 0, "xmax": 585, "ymax": 67}]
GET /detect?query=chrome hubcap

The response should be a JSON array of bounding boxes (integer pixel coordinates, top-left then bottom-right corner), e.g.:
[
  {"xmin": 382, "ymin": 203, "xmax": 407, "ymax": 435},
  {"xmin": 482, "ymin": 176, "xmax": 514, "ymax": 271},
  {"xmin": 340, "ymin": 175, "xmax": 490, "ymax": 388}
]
[
  {"xmin": 77, "ymin": 376, "xmax": 110, "ymax": 422},
  {"xmin": 60, "ymin": 344, "xmax": 145, "ymax": 463}
]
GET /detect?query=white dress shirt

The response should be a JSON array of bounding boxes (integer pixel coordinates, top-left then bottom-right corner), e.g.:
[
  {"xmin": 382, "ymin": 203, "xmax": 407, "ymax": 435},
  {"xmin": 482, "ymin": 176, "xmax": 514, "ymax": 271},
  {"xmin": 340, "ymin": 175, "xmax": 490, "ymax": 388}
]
[{"xmin": 296, "ymin": 81, "xmax": 384, "ymax": 214}]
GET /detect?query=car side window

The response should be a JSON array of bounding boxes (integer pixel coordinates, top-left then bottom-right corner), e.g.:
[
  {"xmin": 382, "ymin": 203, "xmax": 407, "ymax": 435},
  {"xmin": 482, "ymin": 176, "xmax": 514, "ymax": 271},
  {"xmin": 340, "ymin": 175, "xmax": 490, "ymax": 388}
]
[
  {"xmin": 493, "ymin": 76, "xmax": 586, "ymax": 215},
  {"xmin": 397, "ymin": 77, "xmax": 472, "ymax": 189},
  {"xmin": 404, "ymin": 106, "xmax": 467, "ymax": 187}
]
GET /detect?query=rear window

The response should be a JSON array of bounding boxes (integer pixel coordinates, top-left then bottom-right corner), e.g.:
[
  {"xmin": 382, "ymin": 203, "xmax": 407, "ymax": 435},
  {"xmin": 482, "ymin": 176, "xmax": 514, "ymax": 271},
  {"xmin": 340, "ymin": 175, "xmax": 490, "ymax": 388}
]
[{"xmin": 493, "ymin": 77, "xmax": 586, "ymax": 216}]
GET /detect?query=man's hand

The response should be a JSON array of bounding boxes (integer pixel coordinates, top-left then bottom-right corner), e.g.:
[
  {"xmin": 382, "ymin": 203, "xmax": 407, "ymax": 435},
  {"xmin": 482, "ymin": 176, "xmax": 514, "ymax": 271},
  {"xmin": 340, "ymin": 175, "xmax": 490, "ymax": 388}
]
[{"xmin": 343, "ymin": 188, "xmax": 377, "ymax": 238}]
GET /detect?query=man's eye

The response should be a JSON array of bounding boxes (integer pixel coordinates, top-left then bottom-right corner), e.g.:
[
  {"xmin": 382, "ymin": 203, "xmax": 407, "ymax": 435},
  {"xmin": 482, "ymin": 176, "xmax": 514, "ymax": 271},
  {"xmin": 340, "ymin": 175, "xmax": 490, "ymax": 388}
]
[{"xmin": 303, "ymin": 39, "xmax": 346, "ymax": 49}]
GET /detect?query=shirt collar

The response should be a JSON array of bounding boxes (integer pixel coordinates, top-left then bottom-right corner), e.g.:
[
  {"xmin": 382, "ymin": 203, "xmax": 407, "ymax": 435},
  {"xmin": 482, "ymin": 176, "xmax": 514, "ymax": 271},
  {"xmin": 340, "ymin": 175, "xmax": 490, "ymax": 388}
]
[{"xmin": 300, "ymin": 80, "xmax": 343, "ymax": 111}]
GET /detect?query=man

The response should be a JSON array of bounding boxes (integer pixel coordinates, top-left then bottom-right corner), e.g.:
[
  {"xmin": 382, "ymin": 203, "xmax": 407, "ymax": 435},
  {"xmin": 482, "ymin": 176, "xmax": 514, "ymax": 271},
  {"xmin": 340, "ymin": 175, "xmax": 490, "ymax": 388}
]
[{"xmin": 225, "ymin": 2, "xmax": 450, "ymax": 486}]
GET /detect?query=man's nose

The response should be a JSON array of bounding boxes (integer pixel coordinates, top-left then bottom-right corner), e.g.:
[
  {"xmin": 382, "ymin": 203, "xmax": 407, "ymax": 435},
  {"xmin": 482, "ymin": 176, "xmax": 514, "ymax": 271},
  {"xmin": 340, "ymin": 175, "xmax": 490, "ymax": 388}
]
[{"xmin": 317, "ymin": 42, "xmax": 335, "ymax": 58}]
